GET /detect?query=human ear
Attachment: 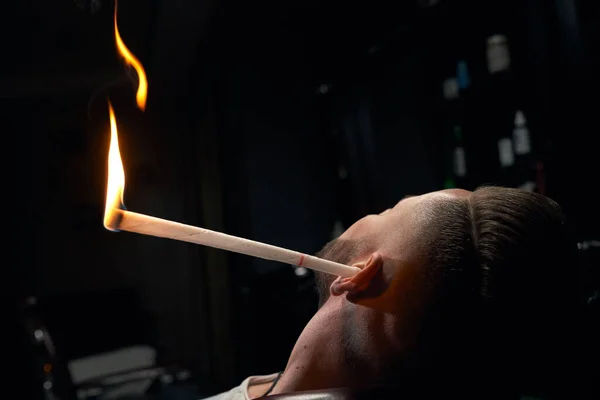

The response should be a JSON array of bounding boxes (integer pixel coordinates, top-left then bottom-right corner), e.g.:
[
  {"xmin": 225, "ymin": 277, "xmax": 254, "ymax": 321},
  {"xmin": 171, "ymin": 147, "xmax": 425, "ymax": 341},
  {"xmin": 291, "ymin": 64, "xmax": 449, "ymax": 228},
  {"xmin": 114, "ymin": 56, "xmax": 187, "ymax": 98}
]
[{"xmin": 330, "ymin": 252, "xmax": 383, "ymax": 296}]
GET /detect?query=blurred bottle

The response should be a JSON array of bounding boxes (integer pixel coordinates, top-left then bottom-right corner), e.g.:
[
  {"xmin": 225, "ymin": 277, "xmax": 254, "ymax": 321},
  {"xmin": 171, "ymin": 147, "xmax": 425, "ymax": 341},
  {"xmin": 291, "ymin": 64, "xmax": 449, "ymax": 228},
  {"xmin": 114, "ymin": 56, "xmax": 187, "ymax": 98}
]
[
  {"xmin": 440, "ymin": 61, "xmax": 472, "ymax": 190},
  {"xmin": 452, "ymin": 125, "xmax": 467, "ymax": 188},
  {"xmin": 487, "ymin": 34, "xmax": 511, "ymax": 75},
  {"xmin": 497, "ymin": 108, "xmax": 515, "ymax": 172},
  {"xmin": 442, "ymin": 76, "xmax": 460, "ymax": 189},
  {"xmin": 457, "ymin": 60, "xmax": 471, "ymax": 91},
  {"xmin": 485, "ymin": 34, "xmax": 520, "ymax": 188},
  {"xmin": 511, "ymin": 110, "xmax": 542, "ymax": 193},
  {"xmin": 455, "ymin": 60, "xmax": 471, "ymax": 189},
  {"xmin": 442, "ymin": 77, "xmax": 459, "ymax": 102},
  {"xmin": 513, "ymin": 110, "xmax": 531, "ymax": 156}
]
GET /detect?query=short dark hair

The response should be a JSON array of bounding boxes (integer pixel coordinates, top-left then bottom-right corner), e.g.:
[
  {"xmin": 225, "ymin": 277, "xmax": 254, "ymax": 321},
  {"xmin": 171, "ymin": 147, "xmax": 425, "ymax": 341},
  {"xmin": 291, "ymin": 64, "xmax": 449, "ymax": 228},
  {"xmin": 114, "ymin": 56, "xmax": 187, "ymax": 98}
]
[
  {"xmin": 315, "ymin": 238, "xmax": 368, "ymax": 308},
  {"xmin": 417, "ymin": 186, "xmax": 581, "ymax": 396}
]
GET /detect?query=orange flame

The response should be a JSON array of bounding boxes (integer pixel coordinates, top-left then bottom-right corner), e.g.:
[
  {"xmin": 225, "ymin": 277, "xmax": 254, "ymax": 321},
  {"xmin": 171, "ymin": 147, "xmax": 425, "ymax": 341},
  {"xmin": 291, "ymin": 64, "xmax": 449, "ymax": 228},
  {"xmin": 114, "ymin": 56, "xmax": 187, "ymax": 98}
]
[
  {"xmin": 114, "ymin": 0, "xmax": 148, "ymax": 111},
  {"xmin": 104, "ymin": 102, "xmax": 126, "ymax": 231}
]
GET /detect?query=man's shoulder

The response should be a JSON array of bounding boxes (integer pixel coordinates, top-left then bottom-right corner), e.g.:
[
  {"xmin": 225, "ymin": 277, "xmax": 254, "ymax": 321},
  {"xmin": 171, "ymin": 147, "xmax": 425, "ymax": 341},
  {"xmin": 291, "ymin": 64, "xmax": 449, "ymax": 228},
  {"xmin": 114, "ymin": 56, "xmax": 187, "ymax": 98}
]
[
  {"xmin": 201, "ymin": 390, "xmax": 244, "ymax": 400},
  {"xmin": 200, "ymin": 373, "xmax": 280, "ymax": 400},
  {"xmin": 201, "ymin": 385, "xmax": 245, "ymax": 400}
]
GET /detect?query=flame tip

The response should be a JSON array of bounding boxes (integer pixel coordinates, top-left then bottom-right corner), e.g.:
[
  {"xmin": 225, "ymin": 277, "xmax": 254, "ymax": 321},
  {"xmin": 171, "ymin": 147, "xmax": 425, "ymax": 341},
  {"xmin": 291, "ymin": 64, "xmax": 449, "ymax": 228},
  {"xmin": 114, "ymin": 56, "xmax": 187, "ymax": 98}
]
[{"xmin": 114, "ymin": 0, "xmax": 148, "ymax": 111}]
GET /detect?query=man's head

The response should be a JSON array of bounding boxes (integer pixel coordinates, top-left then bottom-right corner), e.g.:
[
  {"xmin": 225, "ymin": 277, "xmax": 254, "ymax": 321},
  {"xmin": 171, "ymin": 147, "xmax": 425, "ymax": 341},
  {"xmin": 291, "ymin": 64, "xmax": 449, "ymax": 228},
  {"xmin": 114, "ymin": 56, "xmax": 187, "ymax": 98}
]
[{"xmin": 312, "ymin": 186, "xmax": 579, "ymax": 394}]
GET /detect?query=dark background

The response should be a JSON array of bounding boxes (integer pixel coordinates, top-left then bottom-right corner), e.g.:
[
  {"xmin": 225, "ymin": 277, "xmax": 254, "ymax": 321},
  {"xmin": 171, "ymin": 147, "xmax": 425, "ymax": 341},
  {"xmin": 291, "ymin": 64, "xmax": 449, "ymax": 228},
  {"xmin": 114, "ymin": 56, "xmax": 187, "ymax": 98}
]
[{"xmin": 2, "ymin": 0, "xmax": 599, "ymax": 398}]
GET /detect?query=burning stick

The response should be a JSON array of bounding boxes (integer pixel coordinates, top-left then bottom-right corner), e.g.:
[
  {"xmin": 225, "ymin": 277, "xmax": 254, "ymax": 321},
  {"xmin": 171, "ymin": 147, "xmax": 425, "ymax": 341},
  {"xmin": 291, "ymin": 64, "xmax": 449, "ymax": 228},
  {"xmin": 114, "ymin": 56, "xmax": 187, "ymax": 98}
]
[{"xmin": 103, "ymin": 104, "xmax": 360, "ymax": 278}]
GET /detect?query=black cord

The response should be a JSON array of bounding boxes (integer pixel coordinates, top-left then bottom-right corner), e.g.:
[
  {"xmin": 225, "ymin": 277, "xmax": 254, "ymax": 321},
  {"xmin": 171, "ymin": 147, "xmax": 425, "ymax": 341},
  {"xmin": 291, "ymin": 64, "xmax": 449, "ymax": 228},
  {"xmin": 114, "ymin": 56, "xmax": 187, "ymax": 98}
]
[{"xmin": 261, "ymin": 372, "xmax": 283, "ymax": 397}]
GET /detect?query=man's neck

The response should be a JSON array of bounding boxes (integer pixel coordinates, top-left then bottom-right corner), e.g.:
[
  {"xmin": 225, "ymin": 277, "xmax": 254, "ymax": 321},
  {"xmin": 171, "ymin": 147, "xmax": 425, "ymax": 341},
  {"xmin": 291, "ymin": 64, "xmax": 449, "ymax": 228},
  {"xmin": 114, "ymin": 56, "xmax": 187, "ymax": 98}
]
[{"xmin": 269, "ymin": 299, "xmax": 399, "ymax": 394}]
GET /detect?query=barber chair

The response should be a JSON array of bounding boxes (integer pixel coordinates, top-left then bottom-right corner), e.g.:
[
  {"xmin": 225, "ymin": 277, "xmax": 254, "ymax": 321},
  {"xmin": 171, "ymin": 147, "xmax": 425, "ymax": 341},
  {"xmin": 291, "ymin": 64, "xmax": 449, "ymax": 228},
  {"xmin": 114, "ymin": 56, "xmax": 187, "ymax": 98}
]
[{"xmin": 19, "ymin": 288, "xmax": 198, "ymax": 400}]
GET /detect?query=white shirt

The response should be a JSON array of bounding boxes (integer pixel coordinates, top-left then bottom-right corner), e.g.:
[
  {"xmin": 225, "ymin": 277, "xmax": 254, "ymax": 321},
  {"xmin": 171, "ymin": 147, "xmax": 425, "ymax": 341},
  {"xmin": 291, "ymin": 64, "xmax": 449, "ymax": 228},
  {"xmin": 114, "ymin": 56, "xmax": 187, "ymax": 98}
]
[{"xmin": 202, "ymin": 373, "xmax": 280, "ymax": 400}]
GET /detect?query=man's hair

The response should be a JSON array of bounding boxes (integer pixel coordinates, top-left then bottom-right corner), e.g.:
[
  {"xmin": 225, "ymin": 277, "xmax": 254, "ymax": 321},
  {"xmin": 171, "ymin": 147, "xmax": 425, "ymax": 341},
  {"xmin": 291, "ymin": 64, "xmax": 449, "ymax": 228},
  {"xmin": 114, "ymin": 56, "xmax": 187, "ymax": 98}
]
[
  {"xmin": 416, "ymin": 186, "xmax": 581, "ymax": 396},
  {"xmin": 315, "ymin": 238, "xmax": 368, "ymax": 308}
]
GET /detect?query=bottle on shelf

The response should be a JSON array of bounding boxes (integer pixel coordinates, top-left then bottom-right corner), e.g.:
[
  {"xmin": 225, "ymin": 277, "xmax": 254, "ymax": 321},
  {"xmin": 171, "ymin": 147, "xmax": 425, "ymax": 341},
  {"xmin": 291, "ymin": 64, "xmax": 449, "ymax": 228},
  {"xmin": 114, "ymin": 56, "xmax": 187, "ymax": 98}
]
[
  {"xmin": 441, "ymin": 76, "xmax": 459, "ymax": 189},
  {"xmin": 440, "ymin": 60, "xmax": 472, "ymax": 190},
  {"xmin": 457, "ymin": 60, "xmax": 471, "ymax": 90},
  {"xmin": 452, "ymin": 125, "xmax": 467, "ymax": 187},
  {"xmin": 513, "ymin": 110, "xmax": 531, "ymax": 156},
  {"xmin": 486, "ymin": 34, "xmax": 511, "ymax": 75},
  {"xmin": 442, "ymin": 77, "xmax": 459, "ymax": 102},
  {"xmin": 485, "ymin": 34, "xmax": 520, "ymax": 188},
  {"xmin": 511, "ymin": 109, "xmax": 545, "ymax": 194},
  {"xmin": 497, "ymin": 136, "xmax": 515, "ymax": 169},
  {"xmin": 455, "ymin": 60, "xmax": 471, "ymax": 189}
]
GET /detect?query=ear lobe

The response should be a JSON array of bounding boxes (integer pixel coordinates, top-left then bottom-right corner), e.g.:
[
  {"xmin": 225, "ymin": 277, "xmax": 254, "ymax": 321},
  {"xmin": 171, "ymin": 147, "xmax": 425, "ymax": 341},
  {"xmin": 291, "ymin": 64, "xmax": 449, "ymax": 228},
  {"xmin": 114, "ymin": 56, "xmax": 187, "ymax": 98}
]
[{"xmin": 331, "ymin": 252, "xmax": 383, "ymax": 296}]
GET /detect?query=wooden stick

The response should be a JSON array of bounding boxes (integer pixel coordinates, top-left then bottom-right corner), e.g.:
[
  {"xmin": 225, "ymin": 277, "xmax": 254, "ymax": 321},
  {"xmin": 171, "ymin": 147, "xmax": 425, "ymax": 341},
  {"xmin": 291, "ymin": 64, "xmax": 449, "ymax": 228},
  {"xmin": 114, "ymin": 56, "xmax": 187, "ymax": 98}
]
[{"xmin": 107, "ymin": 209, "xmax": 360, "ymax": 278}]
